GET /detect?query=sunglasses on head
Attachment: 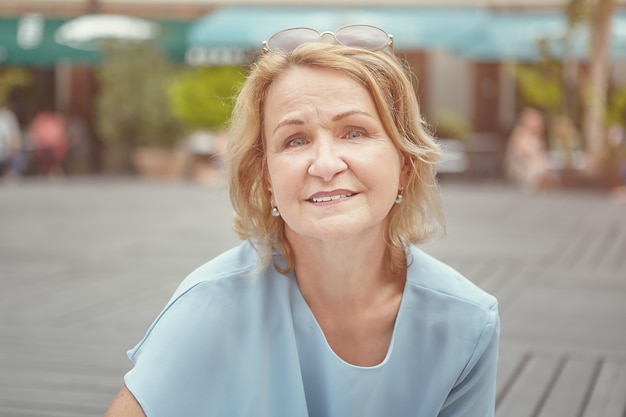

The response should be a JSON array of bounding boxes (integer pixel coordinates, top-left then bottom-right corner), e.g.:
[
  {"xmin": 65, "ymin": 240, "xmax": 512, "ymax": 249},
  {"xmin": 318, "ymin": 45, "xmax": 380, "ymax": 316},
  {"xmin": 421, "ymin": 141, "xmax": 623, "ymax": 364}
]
[{"xmin": 262, "ymin": 24, "xmax": 394, "ymax": 55}]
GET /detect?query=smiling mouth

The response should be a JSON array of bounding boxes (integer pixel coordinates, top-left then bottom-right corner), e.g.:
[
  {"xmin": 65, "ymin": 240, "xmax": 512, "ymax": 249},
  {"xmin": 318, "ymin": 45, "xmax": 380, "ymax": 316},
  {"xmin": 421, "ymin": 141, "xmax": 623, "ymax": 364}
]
[{"xmin": 309, "ymin": 193, "xmax": 353, "ymax": 203}]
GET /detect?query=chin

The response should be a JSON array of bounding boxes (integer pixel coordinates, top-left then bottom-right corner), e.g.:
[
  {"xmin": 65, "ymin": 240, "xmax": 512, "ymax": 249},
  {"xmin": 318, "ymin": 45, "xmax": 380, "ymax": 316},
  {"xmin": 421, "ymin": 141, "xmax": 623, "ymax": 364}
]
[{"xmin": 289, "ymin": 221, "xmax": 383, "ymax": 244}]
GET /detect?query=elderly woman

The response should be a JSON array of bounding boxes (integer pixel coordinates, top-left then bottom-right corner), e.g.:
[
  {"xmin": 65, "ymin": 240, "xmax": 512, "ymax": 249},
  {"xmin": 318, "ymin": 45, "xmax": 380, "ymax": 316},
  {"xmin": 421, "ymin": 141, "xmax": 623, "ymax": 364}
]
[{"xmin": 105, "ymin": 25, "xmax": 499, "ymax": 417}]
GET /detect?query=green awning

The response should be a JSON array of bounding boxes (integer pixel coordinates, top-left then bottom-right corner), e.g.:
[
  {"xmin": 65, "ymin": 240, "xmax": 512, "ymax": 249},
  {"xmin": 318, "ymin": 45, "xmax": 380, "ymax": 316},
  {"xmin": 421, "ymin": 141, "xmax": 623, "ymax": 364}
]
[
  {"xmin": 0, "ymin": 14, "xmax": 190, "ymax": 67},
  {"xmin": 0, "ymin": 15, "xmax": 98, "ymax": 66}
]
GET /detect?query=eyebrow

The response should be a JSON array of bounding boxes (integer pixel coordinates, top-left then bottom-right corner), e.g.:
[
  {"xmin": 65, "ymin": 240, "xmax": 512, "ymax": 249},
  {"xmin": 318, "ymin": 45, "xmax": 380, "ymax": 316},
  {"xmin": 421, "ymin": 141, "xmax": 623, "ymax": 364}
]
[
  {"xmin": 272, "ymin": 110, "xmax": 374, "ymax": 135},
  {"xmin": 332, "ymin": 109, "xmax": 374, "ymax": 122},
  {"xmin": 273, "ymin": 118, "xmax": 304, "ymax": 135}
]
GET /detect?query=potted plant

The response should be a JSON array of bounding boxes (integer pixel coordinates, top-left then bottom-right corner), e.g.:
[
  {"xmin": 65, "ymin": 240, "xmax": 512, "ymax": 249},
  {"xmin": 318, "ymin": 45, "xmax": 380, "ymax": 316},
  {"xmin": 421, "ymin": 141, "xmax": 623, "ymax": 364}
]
[{"xmin": 96, "ymin": 40, "xmax": 186, "ymax": 179}]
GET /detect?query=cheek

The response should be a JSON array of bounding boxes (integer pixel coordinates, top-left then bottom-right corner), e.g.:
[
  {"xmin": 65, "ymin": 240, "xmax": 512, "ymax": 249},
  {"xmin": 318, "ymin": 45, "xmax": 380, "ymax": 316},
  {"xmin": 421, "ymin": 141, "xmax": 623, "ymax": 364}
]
[
  {"xmin": 265, "ymin": 152, "xmax": 283, "ymax": 190},
  {"xmin": 266, "ymin": 157, "xmax": 302, "ymax": 202},
  {"xmin": 360, "ymin": 148, "xmax": 404, "ymax": 184}
]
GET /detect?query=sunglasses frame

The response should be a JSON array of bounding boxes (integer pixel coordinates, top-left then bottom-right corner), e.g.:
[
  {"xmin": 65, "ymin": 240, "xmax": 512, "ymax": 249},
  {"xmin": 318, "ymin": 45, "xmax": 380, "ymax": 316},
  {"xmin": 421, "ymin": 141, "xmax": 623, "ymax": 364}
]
[{"xmin": 262, "ymin": 24, "xmax": 394, "ymax": 55}]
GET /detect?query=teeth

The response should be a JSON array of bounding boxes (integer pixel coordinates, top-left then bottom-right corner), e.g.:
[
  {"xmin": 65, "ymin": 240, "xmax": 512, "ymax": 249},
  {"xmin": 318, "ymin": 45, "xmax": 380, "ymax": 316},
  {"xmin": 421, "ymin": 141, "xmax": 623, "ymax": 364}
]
[{"xmin": 311, "ymin": 193, "xmax": 352, "ymax": 203}]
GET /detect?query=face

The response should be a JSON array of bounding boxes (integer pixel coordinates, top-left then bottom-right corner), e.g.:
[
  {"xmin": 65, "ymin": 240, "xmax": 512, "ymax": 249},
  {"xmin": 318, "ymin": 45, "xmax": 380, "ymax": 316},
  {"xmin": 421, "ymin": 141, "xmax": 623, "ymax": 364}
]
[{"xmin": 264, "ymin": 65, "xmax": 408, "ymax": 244}]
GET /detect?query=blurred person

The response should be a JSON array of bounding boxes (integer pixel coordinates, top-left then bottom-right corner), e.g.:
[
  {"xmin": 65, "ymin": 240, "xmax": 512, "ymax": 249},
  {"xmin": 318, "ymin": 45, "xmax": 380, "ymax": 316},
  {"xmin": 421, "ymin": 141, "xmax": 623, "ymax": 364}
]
[
  {"xmin": 0, "ymin": 102, "xmax": 25, "ymax": 179},
  {"xmin": 105, "ymin": 25, "xmax": 500, "ymax": 417},
  {"xmin": 505, "ymin": 107, "xmax": 558, "ymax": 192},
  {"xmin": 29, "ymin": 108, "xmax": 69, "ymax": 178},
  {"xmin": 549, "ymin": 114, "xmax": 584, "ymax": 173}
]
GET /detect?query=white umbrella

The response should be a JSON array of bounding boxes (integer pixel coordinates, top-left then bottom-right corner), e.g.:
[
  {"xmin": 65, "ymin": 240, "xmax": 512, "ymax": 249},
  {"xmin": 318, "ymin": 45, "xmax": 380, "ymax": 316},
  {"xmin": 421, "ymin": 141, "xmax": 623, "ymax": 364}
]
[{"xmin": 55, "ymin": 14, "xmax": 159, "ymax": 50}]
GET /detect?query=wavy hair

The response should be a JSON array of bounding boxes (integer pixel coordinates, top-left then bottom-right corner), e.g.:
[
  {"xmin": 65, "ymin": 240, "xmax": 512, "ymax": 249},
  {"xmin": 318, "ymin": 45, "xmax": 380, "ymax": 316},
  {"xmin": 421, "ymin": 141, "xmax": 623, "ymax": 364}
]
[{"xmin": 226, "ymin": 42, "xmax": 445, "ymax": 272}]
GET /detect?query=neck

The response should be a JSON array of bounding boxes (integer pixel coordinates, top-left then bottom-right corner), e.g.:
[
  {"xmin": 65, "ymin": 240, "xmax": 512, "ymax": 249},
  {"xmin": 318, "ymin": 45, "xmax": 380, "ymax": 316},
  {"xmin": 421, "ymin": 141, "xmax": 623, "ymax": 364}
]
[
  {"xmin": 286, "ymin": 228, "xmax": 407, "ymax": 367},
  {"xmin": 286, "ymin": 228, "xmax": 405, "ymax": 310}
]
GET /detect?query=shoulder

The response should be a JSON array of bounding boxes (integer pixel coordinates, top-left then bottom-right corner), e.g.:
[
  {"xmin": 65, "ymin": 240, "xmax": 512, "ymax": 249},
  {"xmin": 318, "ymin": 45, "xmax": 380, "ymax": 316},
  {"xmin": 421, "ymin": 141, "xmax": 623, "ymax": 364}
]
[
  {"xmin": 124, "ymin": 242, "xmax": 302, "ymax": 415},
  {"xmin": 128, "ymin": 241, "xmax": 286, "ymax": 361},
  {"xmin": 161, "ymin": 240, "xmax": 292, "ymax": 316},
  {"xmin": 405, "ymin": 245, "xmax": 497, "ymax": 313},
  {"xmin": 401, "ymin": 246, "xmax": 500, "ymax": 392}
]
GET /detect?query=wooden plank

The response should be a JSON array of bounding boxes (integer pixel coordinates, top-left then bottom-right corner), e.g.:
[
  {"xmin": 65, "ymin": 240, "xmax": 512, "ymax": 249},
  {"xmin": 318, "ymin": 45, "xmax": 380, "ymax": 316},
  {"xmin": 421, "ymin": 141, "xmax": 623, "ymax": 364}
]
[
  {"xmin": 496, "ymin": 353, "xmax": 563, "ymax": 417},
  {"xmin": 606, "ymin": 226, "xmax": 626, "ymax": 271},
  {"xmin": 535, "ymin": 356, "xmax": 599, "ymax": 417},
  {"xmin": 491, "ymin": 264, "xmax": 544, "ymax": 315},
  {"xmin": 474, "ymin": 261, "xmax": 521, "ymax": 298},
  {"xmin": 581, "ymin": 359, "xmax": 626, "ymax": 417},
  {"xmin": 2, "ymin": 182, "xmax": 625, "ymax": 417},
  {"xmin": 0, "ymin": 401, "xmax": 103, "ymax": 417},
  {"xmin": 496, "ymin": 347, "xmax": 530, "ymax": 404}
]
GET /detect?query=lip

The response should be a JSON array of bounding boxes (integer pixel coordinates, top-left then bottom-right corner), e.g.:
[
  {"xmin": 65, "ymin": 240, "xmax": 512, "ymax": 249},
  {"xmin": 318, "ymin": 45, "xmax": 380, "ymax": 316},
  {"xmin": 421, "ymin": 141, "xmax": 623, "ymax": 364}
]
[{"xmin": 307, "ymin": 189, "xmax": 356, "ymax": 204}]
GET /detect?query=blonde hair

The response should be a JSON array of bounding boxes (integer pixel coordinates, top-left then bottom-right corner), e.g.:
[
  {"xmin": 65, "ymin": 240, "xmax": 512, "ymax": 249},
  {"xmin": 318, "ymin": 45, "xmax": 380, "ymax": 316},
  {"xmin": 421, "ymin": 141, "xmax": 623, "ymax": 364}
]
[{"xmin": 226, "ymin": 42, "xmax": 445, "ymax": 272}]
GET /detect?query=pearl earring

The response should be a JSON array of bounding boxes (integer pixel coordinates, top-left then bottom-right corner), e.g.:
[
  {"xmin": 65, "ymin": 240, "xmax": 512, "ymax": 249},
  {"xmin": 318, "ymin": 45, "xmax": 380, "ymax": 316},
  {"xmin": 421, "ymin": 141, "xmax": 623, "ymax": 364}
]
[
  {"xmin": 271, "ymin": 206, "xmax": 280, "ymax": 217},
  {"xmin": 395, "ymin": 190, "xmax": 404, "ymax": 204}
]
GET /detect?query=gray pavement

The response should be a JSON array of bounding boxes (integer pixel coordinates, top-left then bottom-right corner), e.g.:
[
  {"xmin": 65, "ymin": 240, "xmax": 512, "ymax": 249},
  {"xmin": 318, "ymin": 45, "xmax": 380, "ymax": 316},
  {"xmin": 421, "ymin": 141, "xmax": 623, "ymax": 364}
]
[{"xmin": 1, "ymin": 178, "xmax": 625, "ymax": 417}]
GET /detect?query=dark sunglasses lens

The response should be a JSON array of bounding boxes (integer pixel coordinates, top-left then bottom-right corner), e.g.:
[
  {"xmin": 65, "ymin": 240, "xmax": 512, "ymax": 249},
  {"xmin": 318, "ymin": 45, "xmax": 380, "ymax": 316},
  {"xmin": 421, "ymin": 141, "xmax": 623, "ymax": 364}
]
[
  {"xmin": 335, "ymin": 25, "xmax": 389, "ymax": 50},
  {"xmin": 266, "ymin": 28, "xmax": 320, "ymax": 53}
]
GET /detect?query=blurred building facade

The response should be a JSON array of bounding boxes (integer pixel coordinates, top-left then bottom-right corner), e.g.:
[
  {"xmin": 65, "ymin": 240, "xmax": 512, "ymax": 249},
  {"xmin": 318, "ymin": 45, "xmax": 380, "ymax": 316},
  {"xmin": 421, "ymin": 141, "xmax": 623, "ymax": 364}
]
[
  {"xmin": 1, "ymin": 0, "xmax": 625, "ymax": 176},
  {"xmin": 3, "ymin": 0, "xmax": 626, "ymax": 16}
]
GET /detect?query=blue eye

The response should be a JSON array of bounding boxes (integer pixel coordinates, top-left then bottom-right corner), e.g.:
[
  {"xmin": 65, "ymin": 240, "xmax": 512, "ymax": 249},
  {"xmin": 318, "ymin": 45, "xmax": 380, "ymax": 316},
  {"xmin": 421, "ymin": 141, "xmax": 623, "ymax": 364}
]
[
  {"xmin": 288, "ymin": 137, "xmax": 307, "ymax": 147},
  {"xmin": 346, "ymin": 130, "xmax": 365, "ymax": 139}
]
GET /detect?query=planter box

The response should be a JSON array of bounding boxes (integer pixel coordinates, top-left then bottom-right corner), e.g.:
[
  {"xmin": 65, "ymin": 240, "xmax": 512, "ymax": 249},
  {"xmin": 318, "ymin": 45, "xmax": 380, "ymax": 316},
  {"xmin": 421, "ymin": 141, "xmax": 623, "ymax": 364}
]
[{"xmin": 131, "ymin": 147, "xmax": 189, "ymax": 181}]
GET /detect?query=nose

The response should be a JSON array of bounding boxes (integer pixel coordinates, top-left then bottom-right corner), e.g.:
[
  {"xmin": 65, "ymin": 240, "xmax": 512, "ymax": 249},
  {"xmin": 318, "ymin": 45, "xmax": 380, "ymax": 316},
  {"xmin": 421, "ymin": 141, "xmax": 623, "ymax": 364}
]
[{"xmin": 307, "ymin": 137, "xmax": 348, "ymax": 181}]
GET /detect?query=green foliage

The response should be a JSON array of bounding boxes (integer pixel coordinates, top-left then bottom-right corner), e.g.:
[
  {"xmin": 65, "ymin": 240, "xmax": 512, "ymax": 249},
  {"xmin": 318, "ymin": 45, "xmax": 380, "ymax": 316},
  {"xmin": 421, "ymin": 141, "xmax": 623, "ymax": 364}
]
[
  {"xmin": 0, "ymin": 68, "xmax": 32, "ymax": 106},
  {"xmin": 168, "ymin": 66, "xmax": 246, "ymax": 131},
  {"xmin": 512, "ymin": 63, "xmax": 565, "ymax": 115},
  {"xmin": 433, "ymin": 111, "xmax": 472, "ymax": 139},
  {"xmin": 565, "ymin": 0, "xmax": 592, "ymax": 27},
  {"xmin": 96, "ymin": 40, "xmax": 184, "ymax": 148},
  {"xmin": 607, "ymin": 86, "xmax": 626, "ymax": 127}
]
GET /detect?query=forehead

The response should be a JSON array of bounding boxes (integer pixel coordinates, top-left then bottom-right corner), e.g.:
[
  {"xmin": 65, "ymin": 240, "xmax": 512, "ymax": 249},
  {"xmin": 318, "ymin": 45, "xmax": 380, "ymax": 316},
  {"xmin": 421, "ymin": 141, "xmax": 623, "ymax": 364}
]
[{"xmin": 264, "ymin": 65, "xmax": 376, "ymax": 116}]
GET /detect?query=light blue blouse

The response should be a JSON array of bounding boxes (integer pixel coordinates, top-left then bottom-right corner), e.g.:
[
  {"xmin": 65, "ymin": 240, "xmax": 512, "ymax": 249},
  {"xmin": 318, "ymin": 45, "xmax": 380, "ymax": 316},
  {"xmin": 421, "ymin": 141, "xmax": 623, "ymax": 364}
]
[{"xmin": 125, "ymin": 241, "xmax": 499, "ymax": 417}]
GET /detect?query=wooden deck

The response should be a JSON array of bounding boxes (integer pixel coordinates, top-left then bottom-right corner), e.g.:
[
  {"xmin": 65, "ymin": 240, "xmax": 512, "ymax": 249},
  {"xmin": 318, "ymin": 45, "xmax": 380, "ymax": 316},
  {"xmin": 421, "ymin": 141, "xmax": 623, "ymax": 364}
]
[{"xmin": 1, "ymin": 179, "xmax": 625, "ymax": 416}]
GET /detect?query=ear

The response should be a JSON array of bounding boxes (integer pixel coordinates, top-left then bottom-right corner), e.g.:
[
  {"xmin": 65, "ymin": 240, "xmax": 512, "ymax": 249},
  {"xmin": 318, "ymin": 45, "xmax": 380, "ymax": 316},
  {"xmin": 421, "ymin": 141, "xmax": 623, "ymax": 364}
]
[
  {"xmin": 265, "ymin": 169, "xmax": 274, "ymax": 194},
  {"xmin": 399, "ymin": 153, "xmax": 411, "ymax": 188}
]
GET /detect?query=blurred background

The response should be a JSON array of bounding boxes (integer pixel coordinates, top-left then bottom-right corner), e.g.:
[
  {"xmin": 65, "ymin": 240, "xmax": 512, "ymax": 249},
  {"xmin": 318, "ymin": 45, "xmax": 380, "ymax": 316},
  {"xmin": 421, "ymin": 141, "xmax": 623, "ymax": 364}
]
[{"xmin": 0, "ymin": 0, "xmax": 625, "ymax": 193}]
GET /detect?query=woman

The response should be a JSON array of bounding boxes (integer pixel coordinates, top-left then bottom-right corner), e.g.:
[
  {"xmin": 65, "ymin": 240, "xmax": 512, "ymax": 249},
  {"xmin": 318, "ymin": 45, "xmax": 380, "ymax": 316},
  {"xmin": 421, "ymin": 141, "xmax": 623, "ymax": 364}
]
[
  {"xmin": 105, "ymin": 25, "xmax": 499, "ymax": 417},
  {"xmin": 30, "ymin": 108, "xmax": 69, "ymax": 177},
  {"xmin": 504, "ymin": 107, "xmax": 558, "ymax": 191}
]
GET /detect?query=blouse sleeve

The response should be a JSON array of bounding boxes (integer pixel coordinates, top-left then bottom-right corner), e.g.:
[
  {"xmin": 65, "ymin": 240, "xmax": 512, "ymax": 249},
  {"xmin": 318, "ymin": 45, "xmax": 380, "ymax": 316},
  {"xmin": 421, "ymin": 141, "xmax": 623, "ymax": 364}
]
[{"xmin": 439, "ymin": 302, "xmax": 500, "ymax": 417}]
